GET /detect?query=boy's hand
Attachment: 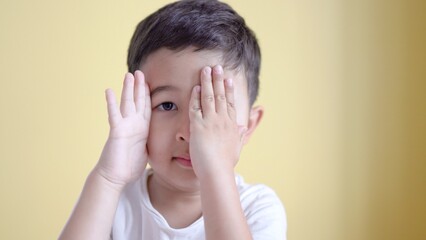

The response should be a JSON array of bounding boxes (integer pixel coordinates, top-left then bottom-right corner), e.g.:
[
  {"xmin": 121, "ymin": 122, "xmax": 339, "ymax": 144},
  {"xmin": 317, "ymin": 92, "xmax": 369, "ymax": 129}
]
[
  {"xmin": 96, "ymin": 70, "xmax": 151, "ymax": 189},
  {"xmin": 189, "ymin": 65, "xmax": 247, "ymax": 179}
]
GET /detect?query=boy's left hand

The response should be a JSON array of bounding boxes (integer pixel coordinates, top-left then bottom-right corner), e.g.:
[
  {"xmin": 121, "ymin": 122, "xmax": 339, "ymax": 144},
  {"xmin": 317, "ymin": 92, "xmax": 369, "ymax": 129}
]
[{"xmin": 189, "ymin": 65, "xmax": 247, "ymax": 179}]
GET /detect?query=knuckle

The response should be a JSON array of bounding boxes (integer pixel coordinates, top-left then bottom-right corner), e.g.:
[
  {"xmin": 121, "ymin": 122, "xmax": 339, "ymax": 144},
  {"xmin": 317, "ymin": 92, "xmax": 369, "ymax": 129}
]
[
  {"xmin": 191, "ymin": 106, "xmax": 202, "ymax": 112},
  {"xmin": 203, "ymin": 95, "xmax": 214, "ymax": 103},
  {"xmin": 215, "ymin": 94, "xmax": 226, "ymax": 101},
  {"xmin": 227, "ymin": 101, "xmax": 235, "ymax": 108}
]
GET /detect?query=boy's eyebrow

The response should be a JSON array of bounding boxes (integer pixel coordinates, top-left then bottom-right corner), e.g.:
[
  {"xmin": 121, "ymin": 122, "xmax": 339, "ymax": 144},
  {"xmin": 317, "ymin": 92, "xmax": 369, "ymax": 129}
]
[{"xmin": 150, "ymin": 85, "xmax": 178, "ymax": 97}]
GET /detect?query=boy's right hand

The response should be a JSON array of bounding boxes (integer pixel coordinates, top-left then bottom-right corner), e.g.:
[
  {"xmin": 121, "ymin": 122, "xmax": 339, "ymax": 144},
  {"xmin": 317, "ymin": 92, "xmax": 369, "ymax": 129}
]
[{"xmin": 95, "ymin": 70, "xmax": 151, "ymax": 190}]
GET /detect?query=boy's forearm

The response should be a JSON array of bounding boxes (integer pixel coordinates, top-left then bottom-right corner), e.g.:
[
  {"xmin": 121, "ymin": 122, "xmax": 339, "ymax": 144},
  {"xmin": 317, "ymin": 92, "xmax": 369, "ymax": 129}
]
[
  {"xmin": 199, "ymin": 170, "xmax": 253, "ymax": 240},
  {"xmin": 59, "ymin": 170, "xmax": 122, "ymax": 240}
]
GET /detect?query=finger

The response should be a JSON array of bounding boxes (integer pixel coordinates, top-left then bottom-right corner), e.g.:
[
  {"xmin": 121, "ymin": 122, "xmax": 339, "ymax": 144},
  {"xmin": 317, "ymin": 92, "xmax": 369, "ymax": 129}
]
[
  {"xmin": 225, "ymin": 78, "xmax": 236, "ymax": 121},
  {"xmin": 189, "ymin": 85, "xmax": 202, "ymax": 120},
  {"xmin": 120, "ymin": 73, "xmax": 136, "ymax": 117},
  {"xmin": 105, "ymin": 88, "xmax": 121, "ymax": 127},
  {"xmin": 212, "ymin": 65, "xmax": 227, "ymax": 113},
  {"xmin": 200, "ymin": 66, "xmax": 215, "ymax": 115},
  {"xmin": 134, "ymin": 70, "xmax": 146, "ymax": 113},
  {"xmin": 144, "ymin": 82, "xmax": 152, "ymax": 120}
]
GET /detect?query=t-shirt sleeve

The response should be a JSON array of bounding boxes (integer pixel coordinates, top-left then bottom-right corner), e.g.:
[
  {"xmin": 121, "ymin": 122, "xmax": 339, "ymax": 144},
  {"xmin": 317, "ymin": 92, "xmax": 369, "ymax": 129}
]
[{"xmin": 242, "ymin": 185, "xmax": 287, "ymax": 240}]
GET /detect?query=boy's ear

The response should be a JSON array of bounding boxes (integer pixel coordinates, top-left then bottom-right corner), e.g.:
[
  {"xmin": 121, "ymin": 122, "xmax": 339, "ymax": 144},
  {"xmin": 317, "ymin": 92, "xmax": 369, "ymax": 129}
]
[{"xmin": 243, "ymin": 106, "xmax": 264, "ymax": 145}]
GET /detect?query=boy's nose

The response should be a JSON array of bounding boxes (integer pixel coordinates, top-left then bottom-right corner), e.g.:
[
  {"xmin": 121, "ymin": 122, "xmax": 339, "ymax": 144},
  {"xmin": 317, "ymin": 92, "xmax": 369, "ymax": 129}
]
[{"xmin": 175, "ymin": 114, "xmax": 190, "ymax": 142}]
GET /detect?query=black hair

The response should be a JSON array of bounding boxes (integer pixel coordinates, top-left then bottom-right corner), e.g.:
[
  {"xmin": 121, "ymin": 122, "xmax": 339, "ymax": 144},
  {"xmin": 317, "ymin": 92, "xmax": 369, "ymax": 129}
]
[{"xmin": 127, "ymin": 0, "xmax": 261, "ymax": 105}]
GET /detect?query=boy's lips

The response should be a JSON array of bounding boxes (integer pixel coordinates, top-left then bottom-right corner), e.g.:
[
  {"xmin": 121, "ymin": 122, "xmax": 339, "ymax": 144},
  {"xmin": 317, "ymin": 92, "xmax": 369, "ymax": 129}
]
[{"xmin": 174, "ymin": 156, "xmax": 192, "ymax": 168}]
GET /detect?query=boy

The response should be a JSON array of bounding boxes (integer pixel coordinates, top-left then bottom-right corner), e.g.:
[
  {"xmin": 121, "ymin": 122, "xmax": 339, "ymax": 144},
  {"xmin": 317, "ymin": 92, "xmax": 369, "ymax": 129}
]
[{"xmin": 59, "ymin": 0, "xmax": 287, "ymax": 239}]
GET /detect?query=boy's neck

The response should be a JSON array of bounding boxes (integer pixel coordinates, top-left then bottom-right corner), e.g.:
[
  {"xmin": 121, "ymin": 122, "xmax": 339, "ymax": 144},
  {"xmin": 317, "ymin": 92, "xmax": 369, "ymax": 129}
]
[{"xmin": 147, "ymin": 173, "xmax": 202, "ymax": 229}]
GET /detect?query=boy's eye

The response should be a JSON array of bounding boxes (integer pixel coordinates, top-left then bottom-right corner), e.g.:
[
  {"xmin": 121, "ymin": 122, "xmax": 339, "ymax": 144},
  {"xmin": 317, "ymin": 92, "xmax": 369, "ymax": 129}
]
[{"xmin": 156, "ymin": 102, "xmax": 177, "ymax": 111}]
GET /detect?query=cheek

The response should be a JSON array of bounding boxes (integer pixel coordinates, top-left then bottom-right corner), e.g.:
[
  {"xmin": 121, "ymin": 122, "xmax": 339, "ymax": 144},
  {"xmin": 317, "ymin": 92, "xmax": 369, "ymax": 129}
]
[{"xmin": 146, "ymin": 119, "xmax": 170, "ymax": 157}]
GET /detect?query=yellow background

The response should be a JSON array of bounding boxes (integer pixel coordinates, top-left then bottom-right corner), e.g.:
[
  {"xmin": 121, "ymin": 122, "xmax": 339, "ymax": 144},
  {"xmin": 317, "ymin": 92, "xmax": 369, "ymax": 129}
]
[{"xmin": 0, "ymin": 0, "xmax": 425, "ymax": 239}]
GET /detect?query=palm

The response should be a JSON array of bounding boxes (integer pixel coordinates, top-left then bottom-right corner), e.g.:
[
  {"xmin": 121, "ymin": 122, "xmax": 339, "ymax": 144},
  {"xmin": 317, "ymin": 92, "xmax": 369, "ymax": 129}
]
[{"xmin": 97, "ymin": 71, "xmax": 151, "ymax": 186}]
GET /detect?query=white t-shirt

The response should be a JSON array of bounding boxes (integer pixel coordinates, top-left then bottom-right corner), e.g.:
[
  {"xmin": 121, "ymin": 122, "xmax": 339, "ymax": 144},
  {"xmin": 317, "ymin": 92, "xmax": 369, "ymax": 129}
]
[{"xmin": 111, "ymin": 169, "xmax": 287, "ymax": 239}]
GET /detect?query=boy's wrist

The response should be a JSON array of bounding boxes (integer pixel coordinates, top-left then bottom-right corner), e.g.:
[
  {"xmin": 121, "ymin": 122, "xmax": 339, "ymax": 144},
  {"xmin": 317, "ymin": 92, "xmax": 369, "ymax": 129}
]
[
  {"xmin": 197, "ymin": 166, "xmax": 235, "ymax": 185},
  {"xmin": 89, "ymin": 168, "xmax": 127, "ymax": 194}
]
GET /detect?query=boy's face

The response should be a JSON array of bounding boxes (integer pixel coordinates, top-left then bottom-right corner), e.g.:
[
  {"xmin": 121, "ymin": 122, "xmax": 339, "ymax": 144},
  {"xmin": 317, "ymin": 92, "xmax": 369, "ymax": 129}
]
[{"xmin": 141, "ymin": 47, "xmax": 251, "ymax": 191}]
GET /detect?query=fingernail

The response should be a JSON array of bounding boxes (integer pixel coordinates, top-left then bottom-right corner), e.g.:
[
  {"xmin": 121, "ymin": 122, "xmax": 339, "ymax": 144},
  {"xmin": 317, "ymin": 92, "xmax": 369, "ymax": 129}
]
[
  {"xmin": 204, "ymin": 67, "xmax": 212, "ymax": 75},
  {"xmin": 195, "ymin": 85, "xmax": 201, "ymax": 93},
  {"xmin": 214, "ymin": 65, "xmax": 223, "ymax": 74},
  {"xmin": 226, "ymin": 78, "xmax": 233, "ymax": 87}
]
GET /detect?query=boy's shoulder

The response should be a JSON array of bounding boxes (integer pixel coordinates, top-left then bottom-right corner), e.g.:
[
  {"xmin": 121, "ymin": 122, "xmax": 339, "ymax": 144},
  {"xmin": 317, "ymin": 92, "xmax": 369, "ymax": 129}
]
[{"xmin": 235, "ymin": 174, "xmax": 285, "ymax": 213}]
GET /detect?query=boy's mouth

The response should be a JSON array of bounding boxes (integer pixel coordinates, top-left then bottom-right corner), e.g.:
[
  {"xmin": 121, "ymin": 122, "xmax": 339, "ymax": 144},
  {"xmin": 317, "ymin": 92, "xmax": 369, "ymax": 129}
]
[{"xmin": 174, "ymin": 156, "xmax": 192, "ymax": 168}]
